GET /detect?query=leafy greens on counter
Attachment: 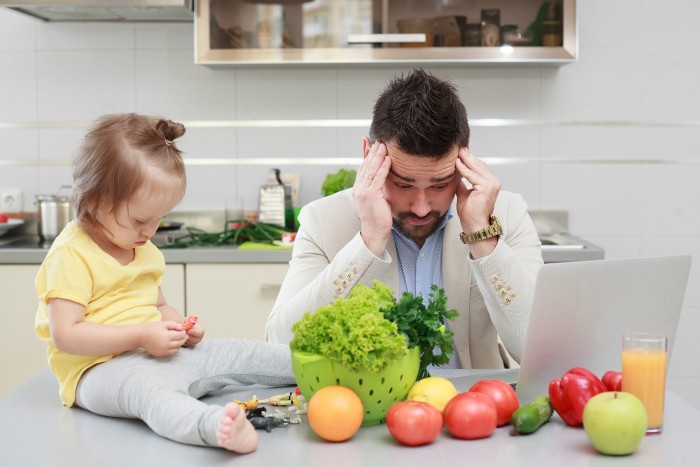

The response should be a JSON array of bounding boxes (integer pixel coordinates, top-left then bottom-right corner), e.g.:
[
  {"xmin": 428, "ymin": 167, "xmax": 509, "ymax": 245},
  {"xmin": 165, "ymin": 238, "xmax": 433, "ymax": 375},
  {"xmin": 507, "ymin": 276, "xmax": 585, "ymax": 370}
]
[
  {"xmin": 383, "ymin": 285, "xmax": 459, "ymax": 380},
  {"xmin": 290, "ymin": 280, "xmax": 458, "ymax": 379}
]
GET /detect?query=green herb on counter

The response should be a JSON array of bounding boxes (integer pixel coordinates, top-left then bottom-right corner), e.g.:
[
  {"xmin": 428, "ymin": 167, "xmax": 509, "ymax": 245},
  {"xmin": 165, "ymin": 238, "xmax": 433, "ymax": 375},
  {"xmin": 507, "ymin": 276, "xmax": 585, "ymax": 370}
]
[
  {"xmin": 383, "ymin": 285, "xmax": 459, "ymax": 380},
  {"xmin": 162, "ymin": 222, "xmax": 287, "ymax": 248}
]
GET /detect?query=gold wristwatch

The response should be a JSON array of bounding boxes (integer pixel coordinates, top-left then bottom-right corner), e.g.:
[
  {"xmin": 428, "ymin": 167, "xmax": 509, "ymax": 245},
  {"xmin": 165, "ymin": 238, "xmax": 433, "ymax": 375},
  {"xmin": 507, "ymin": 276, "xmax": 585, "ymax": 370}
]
[{"xmin": 459, "ymin": 215, "xmax": 502, "ymax": 244}]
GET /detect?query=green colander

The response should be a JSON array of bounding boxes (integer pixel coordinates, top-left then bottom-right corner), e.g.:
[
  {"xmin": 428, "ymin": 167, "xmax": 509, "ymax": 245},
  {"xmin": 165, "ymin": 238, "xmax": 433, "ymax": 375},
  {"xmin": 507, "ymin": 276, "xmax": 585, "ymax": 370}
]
[{"xmin": 291, "ymin": 346, "xmax": 420, "ymax": 426}]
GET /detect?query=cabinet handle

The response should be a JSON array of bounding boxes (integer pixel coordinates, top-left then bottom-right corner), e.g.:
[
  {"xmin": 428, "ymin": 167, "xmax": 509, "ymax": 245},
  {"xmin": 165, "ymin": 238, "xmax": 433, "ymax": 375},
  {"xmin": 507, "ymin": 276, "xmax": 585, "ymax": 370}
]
[
  {"xmin": 347, "ymin": 34, "xmax": 426, "ymax": 44},
  {"xmin": 260, "ymin": 283, "xmax": 282, "ymax": 295}
]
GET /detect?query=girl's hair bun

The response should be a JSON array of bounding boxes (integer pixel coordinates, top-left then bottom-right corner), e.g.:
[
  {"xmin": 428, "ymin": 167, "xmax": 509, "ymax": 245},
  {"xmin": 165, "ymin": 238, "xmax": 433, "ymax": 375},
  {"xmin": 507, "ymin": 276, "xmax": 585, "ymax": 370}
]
[{"xmin": 156, "ymin": 119, "xmax": 186, "ymax": 143}]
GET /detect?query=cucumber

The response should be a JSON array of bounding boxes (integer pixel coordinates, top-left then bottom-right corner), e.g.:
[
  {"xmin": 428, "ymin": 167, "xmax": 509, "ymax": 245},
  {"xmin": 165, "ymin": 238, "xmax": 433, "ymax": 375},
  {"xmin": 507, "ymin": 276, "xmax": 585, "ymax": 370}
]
[{"xmin": 511, "ymin": 395, "xmax": 553, "ymax": 434}]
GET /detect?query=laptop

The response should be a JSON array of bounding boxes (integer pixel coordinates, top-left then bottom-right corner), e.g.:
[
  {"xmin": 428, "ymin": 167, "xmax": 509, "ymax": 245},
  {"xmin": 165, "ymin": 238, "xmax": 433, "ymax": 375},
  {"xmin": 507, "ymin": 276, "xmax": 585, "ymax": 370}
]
[{"xmin": 449, "ymin": 255, "xmax": 692, "ymax": 404}]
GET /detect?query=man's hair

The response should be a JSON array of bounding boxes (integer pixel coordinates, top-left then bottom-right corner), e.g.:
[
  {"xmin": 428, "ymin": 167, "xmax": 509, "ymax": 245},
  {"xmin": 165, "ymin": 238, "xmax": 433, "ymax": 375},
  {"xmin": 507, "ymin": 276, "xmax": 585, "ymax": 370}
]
[{"xmin": 369, "ymin": 68, "xmax": 469, "ymax": 158}]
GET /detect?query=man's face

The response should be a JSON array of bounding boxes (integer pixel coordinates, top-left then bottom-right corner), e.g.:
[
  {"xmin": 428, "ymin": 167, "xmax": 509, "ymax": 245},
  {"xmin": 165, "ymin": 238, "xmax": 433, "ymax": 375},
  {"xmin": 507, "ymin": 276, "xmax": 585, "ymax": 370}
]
[{"xmin": 383, "ymin": 140, "xmax": 462, "ymax": 246}]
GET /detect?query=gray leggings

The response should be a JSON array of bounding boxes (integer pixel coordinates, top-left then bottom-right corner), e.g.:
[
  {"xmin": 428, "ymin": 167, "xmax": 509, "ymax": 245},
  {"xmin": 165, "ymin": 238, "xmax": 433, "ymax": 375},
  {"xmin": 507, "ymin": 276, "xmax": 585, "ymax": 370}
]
[{"xmin": 75, "ymin": 339, "xmax": 295, "ymax": 447}]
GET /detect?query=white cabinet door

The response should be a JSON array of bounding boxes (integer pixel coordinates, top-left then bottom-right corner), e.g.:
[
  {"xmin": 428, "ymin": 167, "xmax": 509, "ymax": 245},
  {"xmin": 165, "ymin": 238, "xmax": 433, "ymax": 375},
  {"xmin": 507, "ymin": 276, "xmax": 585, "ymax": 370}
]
[
  {"xmin": 162, "ymin": 264, "xmax": 185, "ymax": 315},
  {"xmin": 185, "ymin": 264, "xmax": 289, "ymax": 341},
  {"xmin": 0, "ymin": 265, "xmax": 49, "ymax": 397}
]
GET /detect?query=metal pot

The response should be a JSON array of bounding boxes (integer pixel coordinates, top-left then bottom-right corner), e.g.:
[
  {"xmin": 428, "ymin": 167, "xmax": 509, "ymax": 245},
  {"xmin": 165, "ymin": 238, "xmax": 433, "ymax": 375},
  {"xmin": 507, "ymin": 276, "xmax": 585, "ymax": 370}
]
[{"xmin": 36, "ymin": 186, "xmax": 74, "ymax": 246}]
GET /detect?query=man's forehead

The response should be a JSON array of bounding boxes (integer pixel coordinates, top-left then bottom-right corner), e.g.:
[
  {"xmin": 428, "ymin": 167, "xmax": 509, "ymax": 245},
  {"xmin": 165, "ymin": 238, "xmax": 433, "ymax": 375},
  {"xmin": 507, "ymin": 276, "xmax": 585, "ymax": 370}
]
[{"xmin": 387, "ymin": 143, "xmax": 459, "ymax": 181}]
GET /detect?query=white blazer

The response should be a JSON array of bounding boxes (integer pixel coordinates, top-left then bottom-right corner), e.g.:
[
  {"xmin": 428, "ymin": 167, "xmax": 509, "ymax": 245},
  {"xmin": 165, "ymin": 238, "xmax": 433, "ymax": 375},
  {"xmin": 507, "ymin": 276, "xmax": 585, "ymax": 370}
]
[{"xmin": 265, "ymin": 189, "xmax": 543, "ymax": 368}]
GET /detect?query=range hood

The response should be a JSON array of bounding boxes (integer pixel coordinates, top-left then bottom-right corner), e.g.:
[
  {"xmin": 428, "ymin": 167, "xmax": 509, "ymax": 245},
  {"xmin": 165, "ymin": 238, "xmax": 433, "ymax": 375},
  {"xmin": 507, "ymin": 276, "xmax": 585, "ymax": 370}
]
[{"xmin": 0, "ymin": 0, "xmax": 193, "ymax": 22}]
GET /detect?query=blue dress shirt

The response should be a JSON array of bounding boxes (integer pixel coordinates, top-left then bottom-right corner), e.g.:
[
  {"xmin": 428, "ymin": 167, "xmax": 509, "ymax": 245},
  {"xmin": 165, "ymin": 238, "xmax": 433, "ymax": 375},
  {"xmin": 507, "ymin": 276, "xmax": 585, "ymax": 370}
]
[{"xmin": 392, "ymin": 206, "xmax": 462, "ymax": 369}]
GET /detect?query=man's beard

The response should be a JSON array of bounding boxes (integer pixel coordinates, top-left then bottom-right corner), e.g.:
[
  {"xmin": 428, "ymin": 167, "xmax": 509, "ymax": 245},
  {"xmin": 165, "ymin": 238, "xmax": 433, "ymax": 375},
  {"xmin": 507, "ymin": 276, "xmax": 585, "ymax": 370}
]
[{"xmin": 393, "ymin": 210, "xmax": 442, "ymax": 245}]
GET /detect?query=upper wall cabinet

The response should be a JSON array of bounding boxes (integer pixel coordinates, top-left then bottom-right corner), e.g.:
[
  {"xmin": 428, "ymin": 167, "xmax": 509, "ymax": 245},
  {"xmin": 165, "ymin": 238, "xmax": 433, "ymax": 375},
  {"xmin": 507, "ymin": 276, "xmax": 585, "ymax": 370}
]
[{"xmin": 195, "ymin": 0, "xmax": 576, "ymax": 66}]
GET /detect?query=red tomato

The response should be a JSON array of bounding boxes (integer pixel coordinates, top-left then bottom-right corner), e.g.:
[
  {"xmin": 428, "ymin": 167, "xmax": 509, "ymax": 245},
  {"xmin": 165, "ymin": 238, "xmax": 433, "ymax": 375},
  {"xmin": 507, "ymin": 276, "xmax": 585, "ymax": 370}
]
[
  {"xmin": 386, "ymin": 400, "xmax": 443, "ymax": 446},
  {"xmin": 0, "ymin": 213, "xmax": 8, "ymax": 224},
  {"xmin": 443, "ymin": 392, "xmax": 498, "ymax": 440},
  {"xmin": 469, "ymin": 379, "xmax": 520, "ymax": 426},
  {"xmin": 601, "ymin": 370, "xmax": 622, "ymax": 392}
]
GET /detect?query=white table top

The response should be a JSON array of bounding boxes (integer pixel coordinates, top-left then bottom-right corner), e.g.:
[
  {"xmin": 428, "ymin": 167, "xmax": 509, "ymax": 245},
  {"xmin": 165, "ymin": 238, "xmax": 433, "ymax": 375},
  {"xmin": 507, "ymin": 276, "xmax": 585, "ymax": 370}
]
[{"xmin": 2, "ymin": 370, "xmax": 699, "ymax": 467}]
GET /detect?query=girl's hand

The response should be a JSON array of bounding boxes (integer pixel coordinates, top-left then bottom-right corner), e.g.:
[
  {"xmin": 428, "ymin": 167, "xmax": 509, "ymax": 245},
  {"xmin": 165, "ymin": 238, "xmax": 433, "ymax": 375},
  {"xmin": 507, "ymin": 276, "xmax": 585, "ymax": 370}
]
[
  {"xmin": 183, "ymin": 323, "xmax": 204, "ymax": 347},
  {"xmin": 140, "ymin": 321, "xmax": 188, "ymax": 357}
]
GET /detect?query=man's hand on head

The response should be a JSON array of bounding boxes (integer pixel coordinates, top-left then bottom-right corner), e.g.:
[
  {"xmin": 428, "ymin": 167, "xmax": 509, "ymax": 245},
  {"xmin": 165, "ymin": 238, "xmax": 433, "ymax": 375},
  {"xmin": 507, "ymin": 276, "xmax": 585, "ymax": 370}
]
[
  {"xmin": 353, "ymin": 140, "xmax": 393, "ymax": 256},
  {"xmin": 455, "ymin": 148, "xmax": 501, "ymax": 232}
]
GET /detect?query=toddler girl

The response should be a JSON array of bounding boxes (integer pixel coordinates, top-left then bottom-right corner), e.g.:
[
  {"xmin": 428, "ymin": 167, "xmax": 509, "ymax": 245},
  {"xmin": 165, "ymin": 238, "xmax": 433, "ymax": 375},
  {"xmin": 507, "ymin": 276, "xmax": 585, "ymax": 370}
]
[{"xmin": 35, "ymin": 113, "xmax": 294, "ymax": 453}]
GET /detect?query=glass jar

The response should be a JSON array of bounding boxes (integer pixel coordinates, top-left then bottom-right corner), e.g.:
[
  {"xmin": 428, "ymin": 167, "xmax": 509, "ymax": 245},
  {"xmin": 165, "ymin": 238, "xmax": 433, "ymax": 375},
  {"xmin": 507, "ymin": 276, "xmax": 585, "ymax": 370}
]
[
  {"xmin": 465, "ymin": 23, "xmax": 481, "ymax": 46},
  {"xmin": 542, "ymin": 20, "xmax": 562, "ymax": 46}
]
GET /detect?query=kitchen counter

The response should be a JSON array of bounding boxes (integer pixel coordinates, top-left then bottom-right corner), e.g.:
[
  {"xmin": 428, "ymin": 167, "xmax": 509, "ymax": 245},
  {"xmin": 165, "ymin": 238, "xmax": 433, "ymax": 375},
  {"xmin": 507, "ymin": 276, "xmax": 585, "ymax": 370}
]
[
  {"xmin": 0, "ymin": 240, "xmax": 293, "ymax": 264},
  {"xmin": 0, "ymin": 237, "xmax": 602, "ymax": 265},
  {"xmin": 0, "ymin": 209, "xmax": 604, "ymax": 264},
  {"xmin": 2, "ymin": 369, "xmax": 699, "ymax": 466}
]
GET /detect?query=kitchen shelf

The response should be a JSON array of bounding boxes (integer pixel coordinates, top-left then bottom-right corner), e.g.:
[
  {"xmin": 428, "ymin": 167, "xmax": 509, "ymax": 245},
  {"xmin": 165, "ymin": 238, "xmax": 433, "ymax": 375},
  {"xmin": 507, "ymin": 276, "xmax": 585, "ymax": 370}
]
[{"xmin": 195, "ymin": 0, "xmax": 577, "ymax": 66}]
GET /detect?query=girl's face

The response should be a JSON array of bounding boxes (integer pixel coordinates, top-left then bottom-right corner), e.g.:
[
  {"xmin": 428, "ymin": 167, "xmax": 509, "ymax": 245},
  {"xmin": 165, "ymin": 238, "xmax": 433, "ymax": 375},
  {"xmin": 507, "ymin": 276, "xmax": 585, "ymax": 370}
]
[{"xmin": 95, "ymin": 169, "xmax": 183, "ymax": 252}]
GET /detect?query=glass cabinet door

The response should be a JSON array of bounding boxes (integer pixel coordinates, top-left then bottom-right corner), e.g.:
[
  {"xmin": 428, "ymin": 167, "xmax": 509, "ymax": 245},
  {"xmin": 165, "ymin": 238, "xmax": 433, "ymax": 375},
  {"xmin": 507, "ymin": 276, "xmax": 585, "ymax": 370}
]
[{"xmin": 196, "ymin": 0, "xmax": 576, "ymax": 65}]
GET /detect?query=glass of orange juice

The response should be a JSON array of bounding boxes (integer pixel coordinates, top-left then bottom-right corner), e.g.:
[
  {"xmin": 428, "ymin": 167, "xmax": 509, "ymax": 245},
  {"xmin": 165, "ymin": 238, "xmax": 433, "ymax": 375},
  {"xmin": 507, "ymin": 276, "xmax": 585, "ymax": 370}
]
[{"xmin": 622, "ymin": 332, "xmax": 667, "ymax": 434}]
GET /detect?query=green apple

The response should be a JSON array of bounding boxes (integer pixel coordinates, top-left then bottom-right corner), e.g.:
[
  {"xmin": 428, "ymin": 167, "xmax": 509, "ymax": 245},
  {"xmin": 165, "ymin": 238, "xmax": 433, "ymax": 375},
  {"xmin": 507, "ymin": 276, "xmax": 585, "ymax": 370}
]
[{"xmin": 583, "ymin": 391, "xmax": 648, "ymax": 456}]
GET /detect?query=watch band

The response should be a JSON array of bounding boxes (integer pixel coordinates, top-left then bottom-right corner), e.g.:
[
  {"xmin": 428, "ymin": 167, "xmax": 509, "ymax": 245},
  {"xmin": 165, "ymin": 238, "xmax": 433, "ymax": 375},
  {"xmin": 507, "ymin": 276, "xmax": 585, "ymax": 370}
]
[{"xmin": 459, "ymin": 215, "xmax": 502, "ymax": 244}]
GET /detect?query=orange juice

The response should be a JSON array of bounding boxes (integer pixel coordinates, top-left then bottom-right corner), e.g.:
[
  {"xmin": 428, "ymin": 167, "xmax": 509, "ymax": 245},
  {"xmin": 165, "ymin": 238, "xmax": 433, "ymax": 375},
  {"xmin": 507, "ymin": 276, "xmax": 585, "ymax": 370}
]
[{"xmin": 622, "ymin": 347, "xmax": 667, "ymax": 430}]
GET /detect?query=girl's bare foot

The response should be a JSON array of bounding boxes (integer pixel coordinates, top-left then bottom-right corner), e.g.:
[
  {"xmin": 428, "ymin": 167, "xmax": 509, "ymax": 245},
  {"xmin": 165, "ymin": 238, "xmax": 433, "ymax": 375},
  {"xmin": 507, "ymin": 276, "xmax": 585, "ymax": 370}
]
[{"xmin": 217, "ymin": 402, "xmax": 259, "ymax": 453}]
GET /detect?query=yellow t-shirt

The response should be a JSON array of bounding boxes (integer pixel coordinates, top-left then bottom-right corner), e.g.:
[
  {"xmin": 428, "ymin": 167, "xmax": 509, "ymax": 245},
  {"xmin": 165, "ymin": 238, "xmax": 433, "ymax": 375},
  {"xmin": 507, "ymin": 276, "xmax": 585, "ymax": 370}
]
[{"xmin": 35, "ymin": 221, "xmax": 164, "ymax": 406}]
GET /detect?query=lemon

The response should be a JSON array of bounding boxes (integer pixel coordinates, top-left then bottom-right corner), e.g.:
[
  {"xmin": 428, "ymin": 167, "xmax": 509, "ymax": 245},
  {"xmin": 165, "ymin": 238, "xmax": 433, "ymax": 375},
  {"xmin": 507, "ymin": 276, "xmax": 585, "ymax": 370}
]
[{"xmin": 407, "ymin": 376, "xmax": 458, "ymax": 412}]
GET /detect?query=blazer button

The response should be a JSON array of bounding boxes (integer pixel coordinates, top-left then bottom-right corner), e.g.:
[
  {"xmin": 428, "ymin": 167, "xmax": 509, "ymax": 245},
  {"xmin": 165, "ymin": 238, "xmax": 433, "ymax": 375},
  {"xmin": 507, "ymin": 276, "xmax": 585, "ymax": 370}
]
[
  {"xmin": 499, "ymin": 289, "xmax": 507, "ymax": 297},
  {"xmin": 351, "ymin": 265, "xmax": 359, "ymax": 274},
  {"xmin": 494, "ymin": 282, "xmax": 503, "ymax": 290},
  {"xmin": 335, "ymin": 286, "xmax": 343, "ymax": 293},
  {"xmin": 491, "ymin": 274, "xmax": 500, "ymax": 283},
  {"xmin": 503, "ymin": 296, "xmax": 512, "ymax": 304},
  {"xmin": 345, "ymin": 271, "xmax": 354, "ymax": 280}
]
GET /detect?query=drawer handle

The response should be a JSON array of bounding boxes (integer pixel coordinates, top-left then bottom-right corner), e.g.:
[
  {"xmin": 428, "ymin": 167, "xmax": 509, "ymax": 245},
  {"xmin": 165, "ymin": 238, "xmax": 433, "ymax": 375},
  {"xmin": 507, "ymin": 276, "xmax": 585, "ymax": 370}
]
[
  {"xmin": 260, "ymin": 283, "xmax": 282, "ymax": 295},
  {"xmin": 347, "ymin": 33, "xmax": 426, "ymax": 44}
]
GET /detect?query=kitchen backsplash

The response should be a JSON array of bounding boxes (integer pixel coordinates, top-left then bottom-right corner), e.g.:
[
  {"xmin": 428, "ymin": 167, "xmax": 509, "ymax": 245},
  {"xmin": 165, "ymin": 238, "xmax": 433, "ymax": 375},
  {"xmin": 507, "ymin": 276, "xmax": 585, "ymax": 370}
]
[{"xmin": 1, "ymin": 3, "xmax": 700, "ymax": 309}]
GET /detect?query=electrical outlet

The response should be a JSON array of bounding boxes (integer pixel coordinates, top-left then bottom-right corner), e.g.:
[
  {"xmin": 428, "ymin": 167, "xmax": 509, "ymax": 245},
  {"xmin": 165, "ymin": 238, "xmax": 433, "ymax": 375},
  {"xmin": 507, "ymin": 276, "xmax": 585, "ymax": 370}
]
[{"xmin": 0, "ymin": 189, "xmax": 23, "ymax": 213}]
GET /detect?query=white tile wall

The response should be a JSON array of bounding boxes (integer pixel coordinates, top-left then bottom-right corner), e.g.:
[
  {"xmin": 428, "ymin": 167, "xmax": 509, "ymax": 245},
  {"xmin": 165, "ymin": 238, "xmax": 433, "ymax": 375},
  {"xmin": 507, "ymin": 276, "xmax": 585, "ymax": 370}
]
[
  {"xmin": 1, "ymin": 1, "xmax": 699, "ymax": 390},
  {"xmin": 135, "ymin": 49, "xmax": 239, "ymax": 120},
  {"xmin": 0, "ymin": 51, "xmax": 37, "ymax": 121},
  {"xmin": 36, "ymin": 50, "xmax": 136, "ymax": 121},
  {"xmin": 236, "ymin": 68, "xmax": 338, "ymax": 119},
  {"xmin": 0, "ymin": 8, "xmax": 36, "ymax": 50}
]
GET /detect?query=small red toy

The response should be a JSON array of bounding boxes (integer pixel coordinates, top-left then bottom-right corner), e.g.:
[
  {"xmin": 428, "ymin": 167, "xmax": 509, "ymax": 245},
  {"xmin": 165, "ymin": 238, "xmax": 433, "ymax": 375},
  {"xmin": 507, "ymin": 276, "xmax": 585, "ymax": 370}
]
[{"xmin": 181, "ymin": 315, "xmax": 198, "ymax": 331}]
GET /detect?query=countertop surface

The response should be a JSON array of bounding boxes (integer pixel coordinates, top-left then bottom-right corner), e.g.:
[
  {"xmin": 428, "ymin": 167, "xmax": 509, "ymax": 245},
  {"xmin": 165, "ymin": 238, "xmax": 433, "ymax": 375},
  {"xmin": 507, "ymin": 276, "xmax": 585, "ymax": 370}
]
[
  {"xmin": 0, "ymin": 235, "xmax": 603, "ymax": 265},
  {"xmin": 0, "ymin": 239, "xmax": 294, "ymax": 264},
  {"xmin": 0, "ymin": 209, "xmax": 605, "ymax": 265},
  {"xmin": 2, "ymin": 369, "xmax": 698, "ymax": 467}
]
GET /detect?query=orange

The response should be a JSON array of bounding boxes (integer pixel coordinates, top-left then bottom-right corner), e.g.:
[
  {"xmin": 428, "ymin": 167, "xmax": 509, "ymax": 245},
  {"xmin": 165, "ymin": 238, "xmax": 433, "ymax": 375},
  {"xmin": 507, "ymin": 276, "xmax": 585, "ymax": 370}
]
[{"xmin": 306, "ymin": 386, "xmax": 364, "ymax": 442}]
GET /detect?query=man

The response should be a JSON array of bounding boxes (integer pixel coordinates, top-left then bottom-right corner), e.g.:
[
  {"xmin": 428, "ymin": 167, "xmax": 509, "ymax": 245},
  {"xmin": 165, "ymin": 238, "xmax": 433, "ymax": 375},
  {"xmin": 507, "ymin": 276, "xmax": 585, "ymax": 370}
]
[{"xmin": 265, "ymin": 69, "xmax": 543, "ymax": 368}]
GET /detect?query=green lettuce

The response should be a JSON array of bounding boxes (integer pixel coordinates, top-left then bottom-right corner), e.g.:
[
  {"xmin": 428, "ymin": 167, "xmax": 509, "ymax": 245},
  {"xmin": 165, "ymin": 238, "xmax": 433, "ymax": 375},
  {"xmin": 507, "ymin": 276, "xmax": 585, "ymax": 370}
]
[
  {"xmin": 290, "ymin": 280, "xmax": 458, "ymax": 378},
  {"xmin": 290, "ymin": 281, "xmax": 407, "ymax": 373},
  {"xmin": 321, "ymin": 169, "xmax": 357, "ymax": 196}
]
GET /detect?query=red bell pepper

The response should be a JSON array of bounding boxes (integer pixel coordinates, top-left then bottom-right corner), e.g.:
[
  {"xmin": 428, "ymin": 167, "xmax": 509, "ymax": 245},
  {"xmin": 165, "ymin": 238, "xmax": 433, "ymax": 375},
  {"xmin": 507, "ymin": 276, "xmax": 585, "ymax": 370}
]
[
  {"xmin": 601, "ymin": 370, "xmax": 622, "ymax": 392},
  {"xmin": 548, "ymin": 367, "xmax": 607, "ymax": 427}
]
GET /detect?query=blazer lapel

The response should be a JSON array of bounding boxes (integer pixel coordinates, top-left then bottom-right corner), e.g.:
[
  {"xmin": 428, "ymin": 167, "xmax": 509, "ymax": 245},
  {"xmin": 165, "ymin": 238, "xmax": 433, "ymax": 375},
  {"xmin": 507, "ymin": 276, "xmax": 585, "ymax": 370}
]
[{"xmin": 443, "ymin": 215, "xmax": 473, "ymax": 368}]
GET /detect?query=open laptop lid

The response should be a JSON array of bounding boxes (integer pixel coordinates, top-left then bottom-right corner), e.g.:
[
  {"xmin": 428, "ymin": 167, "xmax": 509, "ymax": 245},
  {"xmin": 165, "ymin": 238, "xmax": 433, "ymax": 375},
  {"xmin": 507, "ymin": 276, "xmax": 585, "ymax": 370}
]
[{"xmin": 515, "ymin": 255, "xmax": 692, "ymax": 404}]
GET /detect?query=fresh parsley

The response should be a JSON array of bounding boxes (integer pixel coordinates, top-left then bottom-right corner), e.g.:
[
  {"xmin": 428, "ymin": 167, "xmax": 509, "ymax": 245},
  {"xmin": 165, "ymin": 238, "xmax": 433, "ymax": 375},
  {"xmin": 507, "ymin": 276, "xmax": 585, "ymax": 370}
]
[{"xmin": 382, "ymin": 284, "xmax": 459, "ymax": 380}]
